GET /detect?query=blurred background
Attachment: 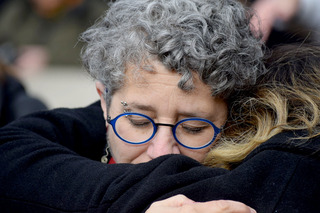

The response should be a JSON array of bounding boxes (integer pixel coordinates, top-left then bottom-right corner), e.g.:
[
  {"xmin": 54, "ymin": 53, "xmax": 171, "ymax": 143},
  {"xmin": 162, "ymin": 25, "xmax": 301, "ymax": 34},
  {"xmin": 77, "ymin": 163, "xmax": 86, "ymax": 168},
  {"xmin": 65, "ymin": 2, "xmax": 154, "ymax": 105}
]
[
  {"xmin": 0, "ymin": 0, "xmax": 319, "ymax": 126},
  {"xmin": 21, "ymin": 66, "xmax": 98, "ymax": 109},
  {"xmin": 0, "ymin": 0, "xmax": 108, "ymax": 108}
]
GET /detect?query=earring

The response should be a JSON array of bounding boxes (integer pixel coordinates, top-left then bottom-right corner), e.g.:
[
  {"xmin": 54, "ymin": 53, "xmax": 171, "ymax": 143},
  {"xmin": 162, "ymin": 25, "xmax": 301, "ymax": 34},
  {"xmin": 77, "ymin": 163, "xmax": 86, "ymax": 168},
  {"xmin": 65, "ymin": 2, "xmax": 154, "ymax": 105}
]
[{"xmin": 101, "ymin": 144, "xmax": 110, "ymax": 164}]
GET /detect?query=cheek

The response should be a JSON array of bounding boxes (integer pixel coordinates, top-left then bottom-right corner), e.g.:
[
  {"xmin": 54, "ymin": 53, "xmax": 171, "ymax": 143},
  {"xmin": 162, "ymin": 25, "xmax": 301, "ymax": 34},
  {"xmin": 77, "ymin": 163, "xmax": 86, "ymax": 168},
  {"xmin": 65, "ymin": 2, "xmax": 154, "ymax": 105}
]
[
  {"xmin": 107, "ymin": 130, "xmax": 149, "ymax": 163},
  {"xmin": 182, "ymin": 132, "xmax": 222, "ymax": 162}
]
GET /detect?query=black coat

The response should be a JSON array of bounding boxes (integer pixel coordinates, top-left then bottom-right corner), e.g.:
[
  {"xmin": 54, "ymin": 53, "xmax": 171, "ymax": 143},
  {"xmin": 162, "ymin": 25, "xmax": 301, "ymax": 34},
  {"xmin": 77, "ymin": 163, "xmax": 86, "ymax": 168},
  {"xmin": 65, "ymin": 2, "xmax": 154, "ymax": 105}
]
[{"xmin": 0, "ymin": 102, "xmax": 319, "ymax": 213}]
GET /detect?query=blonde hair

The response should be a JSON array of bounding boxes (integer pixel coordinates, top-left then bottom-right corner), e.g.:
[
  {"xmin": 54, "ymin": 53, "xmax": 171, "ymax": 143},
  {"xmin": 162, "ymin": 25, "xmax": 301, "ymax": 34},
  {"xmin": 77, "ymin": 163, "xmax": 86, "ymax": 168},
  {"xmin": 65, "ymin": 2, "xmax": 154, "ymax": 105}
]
[{"xmin": 204, "ymin": 44, "xmax": 320, "ymax": 169}]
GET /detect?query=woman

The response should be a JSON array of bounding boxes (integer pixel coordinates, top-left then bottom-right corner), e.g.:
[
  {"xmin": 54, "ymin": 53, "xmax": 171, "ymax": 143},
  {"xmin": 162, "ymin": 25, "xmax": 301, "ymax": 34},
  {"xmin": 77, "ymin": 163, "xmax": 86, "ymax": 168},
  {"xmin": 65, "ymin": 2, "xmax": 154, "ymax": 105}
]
[
  {"xmin": 204, "ymin": 43, "xmax": 320, "ymax": 169},
  {"xmin": 80, "ymin": 0, "xmax": 264, "ymax": 164}
]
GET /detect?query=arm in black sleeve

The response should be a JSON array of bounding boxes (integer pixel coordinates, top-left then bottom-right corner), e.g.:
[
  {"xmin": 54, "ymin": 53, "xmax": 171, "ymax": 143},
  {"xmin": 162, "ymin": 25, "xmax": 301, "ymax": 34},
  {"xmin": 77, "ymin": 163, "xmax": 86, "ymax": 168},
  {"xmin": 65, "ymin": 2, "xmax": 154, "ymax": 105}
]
[
  {"xmin": 1, "ymin": 101, "xmax": 106, "ymax": 160},
  {"xmin": 0, "ymin": 102, "xmax": 212, "ymax": 212},
  {"xmin": 1, "ymin": 103, "xmax": 320, "ymax": 213},
  {"xmin": 0, "ymin": 103, "xmax": 227, "ymax": 212}
]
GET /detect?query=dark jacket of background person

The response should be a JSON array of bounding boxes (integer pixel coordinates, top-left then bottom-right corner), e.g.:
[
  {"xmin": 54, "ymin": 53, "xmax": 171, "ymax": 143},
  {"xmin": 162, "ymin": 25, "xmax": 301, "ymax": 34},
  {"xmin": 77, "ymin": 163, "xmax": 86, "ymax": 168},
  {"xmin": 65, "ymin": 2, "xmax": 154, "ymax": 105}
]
[
  {"xmin": 0, "ymin": 0, "xmax": 108, "ymax": 65},
  {"xmin": 0, "ymin": 62, "xmax": 47, "ymax": 126},
  {"xmin": 0, "ymin": 101, "xmax": 319, "ymax": 213}
]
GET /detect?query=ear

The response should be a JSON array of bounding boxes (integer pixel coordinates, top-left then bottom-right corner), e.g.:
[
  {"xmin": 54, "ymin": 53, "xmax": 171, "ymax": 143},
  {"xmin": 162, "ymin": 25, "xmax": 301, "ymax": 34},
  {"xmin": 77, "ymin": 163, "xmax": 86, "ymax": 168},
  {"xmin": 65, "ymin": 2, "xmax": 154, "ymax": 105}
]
[{"xmin": 95, "ymin": 81, "xmax": 108, "ymax": 120}]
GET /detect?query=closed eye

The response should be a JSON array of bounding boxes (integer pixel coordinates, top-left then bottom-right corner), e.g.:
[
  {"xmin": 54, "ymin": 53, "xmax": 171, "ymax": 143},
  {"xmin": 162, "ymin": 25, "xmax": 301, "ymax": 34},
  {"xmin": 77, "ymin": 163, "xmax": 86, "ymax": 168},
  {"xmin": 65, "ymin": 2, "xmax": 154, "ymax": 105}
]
[
  {"xmin": 181, "ymin": 124, "xmax": 206, "ymax": 134},
  {"xmin": 127, "ymin": 116, "xmax": 152, "ymax": 127}
]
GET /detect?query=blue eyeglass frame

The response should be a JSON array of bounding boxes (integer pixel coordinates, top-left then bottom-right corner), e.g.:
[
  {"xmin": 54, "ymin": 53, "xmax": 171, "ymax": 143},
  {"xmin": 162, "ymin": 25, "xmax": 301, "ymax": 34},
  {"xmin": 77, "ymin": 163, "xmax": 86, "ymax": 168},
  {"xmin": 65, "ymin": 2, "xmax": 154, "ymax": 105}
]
[{"xmin": 107, "ymin": 112, "xmax": 221, "ymax": 150}]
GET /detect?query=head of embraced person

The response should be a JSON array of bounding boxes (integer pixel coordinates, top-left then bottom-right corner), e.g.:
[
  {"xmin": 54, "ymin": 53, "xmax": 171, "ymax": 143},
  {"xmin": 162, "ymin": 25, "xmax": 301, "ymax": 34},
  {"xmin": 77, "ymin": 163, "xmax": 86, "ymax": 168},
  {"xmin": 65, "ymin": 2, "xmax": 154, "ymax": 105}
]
[
  {"xmin": 204, "ymin": 43, "xmax": 320, "ymax": 169},
  {"xmin": 80, "ymin": 0, "xmax": 265, "ymax": 164}
]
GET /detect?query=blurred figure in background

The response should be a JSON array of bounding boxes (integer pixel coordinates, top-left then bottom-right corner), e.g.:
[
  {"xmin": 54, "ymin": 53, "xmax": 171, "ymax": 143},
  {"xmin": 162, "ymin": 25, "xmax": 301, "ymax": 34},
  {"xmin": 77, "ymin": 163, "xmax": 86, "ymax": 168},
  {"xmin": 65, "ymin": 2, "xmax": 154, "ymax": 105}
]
[
  {"xmin": 0, "ymin": 60, "xmax": 47, "ymax": 127},
  {"xmin": 0, "ymin": 0, "xmax": 108, "ymax": 76},
  {"xmin": 241, "ymin": 0, "xmax": 320, "ymax": 48}
]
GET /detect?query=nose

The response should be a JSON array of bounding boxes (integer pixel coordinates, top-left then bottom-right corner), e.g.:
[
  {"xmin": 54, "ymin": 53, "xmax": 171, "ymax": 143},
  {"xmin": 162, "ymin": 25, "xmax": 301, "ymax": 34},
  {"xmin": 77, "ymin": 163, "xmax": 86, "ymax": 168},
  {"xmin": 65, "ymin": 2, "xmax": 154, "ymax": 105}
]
[{"xmin": 146, "ymin": 126, "xmax": 180, "ymax": 159}]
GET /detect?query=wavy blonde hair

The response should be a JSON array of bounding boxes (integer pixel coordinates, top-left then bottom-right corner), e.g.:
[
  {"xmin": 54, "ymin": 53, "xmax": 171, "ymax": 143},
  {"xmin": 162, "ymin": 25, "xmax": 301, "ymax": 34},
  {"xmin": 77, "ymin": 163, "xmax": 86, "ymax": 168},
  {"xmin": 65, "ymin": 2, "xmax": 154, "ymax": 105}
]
[{"xmin": 204, "ymin": 44, "xmax": 320, "ymax": 169}]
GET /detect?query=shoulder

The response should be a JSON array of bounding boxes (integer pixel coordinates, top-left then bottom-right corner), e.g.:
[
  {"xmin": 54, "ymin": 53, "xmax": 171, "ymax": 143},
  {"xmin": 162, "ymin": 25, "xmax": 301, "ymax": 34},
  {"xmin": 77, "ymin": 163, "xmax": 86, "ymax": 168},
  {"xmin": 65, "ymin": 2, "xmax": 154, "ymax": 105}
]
[
  {"xmin": 232, "ymin": 131, "xmax": 320, "ymax": 212},
  {"xmin": 0, "ymin": 100, "xmax": 104, "ymax": 143},
  {"xmin": 246, "ymin": 130, "xmax": 320, "ymax": 160}
]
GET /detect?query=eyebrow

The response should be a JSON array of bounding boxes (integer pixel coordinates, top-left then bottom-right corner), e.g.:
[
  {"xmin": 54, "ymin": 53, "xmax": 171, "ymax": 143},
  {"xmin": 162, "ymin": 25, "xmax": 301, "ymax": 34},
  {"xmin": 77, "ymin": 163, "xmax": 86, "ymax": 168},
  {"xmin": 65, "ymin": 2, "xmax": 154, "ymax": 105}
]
[
  {"xmin": 126, "ymin": 102, "xmax": 213, "ymax": 120},
  {"xmin": 126, "ymin": 102, "xmax": 156, "ymax": 112}
]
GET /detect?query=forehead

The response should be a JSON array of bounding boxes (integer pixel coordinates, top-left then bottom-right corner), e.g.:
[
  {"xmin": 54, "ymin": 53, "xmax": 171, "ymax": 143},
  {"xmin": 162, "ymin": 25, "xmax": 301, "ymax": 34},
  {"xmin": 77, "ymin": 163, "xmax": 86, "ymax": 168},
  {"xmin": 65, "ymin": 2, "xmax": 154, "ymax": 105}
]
[
  {"xmin": 109, "ymin": 60, "xmax": 225, "ymax": 119},
  {"xmin": 123, "ymin": 60, "xmax": 211, "ymax": 94}
]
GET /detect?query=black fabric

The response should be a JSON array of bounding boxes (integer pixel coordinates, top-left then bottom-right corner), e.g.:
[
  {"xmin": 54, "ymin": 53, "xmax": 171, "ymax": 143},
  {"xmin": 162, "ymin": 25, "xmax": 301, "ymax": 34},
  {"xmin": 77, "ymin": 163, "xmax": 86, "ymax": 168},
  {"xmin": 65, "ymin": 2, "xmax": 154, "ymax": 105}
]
[{"xmin": 0, "ymin": 101, "xmax": 320, "ymax": 213}]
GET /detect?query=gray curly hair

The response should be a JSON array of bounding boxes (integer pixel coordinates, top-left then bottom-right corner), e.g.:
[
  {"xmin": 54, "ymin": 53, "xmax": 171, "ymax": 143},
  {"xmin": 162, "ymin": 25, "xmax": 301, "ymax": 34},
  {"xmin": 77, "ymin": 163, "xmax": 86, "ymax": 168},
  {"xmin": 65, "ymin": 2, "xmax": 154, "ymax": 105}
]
[{"xmin": 80, "ymin": 0, "xmax": 265, "ymax": 106}]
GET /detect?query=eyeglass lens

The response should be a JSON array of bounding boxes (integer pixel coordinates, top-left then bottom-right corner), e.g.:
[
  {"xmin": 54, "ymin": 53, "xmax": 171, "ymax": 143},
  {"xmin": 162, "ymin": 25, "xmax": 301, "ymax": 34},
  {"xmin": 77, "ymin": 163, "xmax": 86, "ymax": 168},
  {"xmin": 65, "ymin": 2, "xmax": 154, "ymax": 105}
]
[{"xmin": 114, "ymin": 114, "xmax": 216, "ymax": 148}]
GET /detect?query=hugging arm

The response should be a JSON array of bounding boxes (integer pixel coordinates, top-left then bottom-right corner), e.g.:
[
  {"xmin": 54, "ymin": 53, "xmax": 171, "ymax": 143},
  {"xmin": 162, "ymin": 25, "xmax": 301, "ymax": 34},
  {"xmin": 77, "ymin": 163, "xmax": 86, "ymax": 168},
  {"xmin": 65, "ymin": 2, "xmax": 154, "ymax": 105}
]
[
  {"xmin": 0, "ymin": 102, "xmax": 228, "ymax": 212},
  {"xmin": 1, "ymin": 102, "xmax": 319, "ymax": 212},
  {"xmin": 0, "ymin": 101, "xmax": 125, "ymax": 211}
]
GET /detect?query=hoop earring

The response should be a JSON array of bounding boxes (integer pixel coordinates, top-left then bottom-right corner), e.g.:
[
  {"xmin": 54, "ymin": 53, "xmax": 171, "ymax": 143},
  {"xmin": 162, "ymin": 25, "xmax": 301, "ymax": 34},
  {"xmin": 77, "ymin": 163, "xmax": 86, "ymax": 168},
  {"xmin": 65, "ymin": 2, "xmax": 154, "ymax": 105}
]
[{"xmin": 101, "ymin": 144, "xmax": 110, "ymax": 164}]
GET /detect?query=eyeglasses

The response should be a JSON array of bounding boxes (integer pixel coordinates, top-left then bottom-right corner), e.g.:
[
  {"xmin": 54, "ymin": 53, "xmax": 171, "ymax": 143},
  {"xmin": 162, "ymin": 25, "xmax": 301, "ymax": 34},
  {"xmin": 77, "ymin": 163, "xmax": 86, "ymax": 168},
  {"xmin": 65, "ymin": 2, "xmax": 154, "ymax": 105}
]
[{"xmin": 107, "ymin": 112, "xmax": 221, "ymax": 149}]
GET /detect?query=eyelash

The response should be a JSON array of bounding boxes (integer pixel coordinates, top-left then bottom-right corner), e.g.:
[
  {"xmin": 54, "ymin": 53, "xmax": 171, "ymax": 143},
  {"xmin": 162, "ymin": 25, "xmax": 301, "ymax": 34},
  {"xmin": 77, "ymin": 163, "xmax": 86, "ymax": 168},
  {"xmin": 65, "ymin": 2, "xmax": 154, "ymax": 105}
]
[
  {"xmin": 127, "ymin": 116, "xmax": 151, "ymax": 127},
  {"xmin": 181, "ymin": 125, "xmax": 205, "ymax": 134}
]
